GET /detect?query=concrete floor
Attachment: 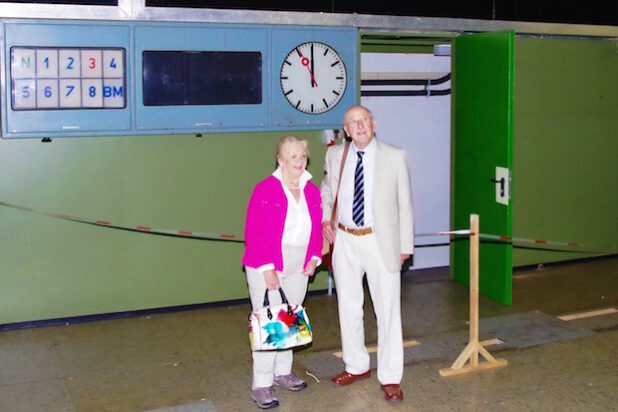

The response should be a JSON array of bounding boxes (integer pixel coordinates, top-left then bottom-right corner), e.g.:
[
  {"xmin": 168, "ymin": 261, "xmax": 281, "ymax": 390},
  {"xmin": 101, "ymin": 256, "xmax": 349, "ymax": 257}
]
[{"xmin": 1, "ymin": 256, "xmax": 617, "ymax": 411}]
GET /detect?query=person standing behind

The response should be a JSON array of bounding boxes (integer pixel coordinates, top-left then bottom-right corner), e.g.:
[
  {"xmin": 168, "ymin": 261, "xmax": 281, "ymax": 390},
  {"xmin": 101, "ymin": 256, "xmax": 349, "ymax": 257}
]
[
  {"xmin": 243, "ymin": 136, "xmax": 323, "ymax": 409},
  {"xmin": 321, "ymin": 105, "xmax": 414, "ymax": 402}
]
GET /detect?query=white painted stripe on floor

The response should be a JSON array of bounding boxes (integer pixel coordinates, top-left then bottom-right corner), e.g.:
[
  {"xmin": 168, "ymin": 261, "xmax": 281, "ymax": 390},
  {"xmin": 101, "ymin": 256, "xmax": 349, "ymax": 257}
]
[
  {"xmin": 332, "ymin": 339, "xmax": 420, "ymax": 358},
  {"xmin": 558, "ymin": 307, "xmax": 618, "ymax": 321}
]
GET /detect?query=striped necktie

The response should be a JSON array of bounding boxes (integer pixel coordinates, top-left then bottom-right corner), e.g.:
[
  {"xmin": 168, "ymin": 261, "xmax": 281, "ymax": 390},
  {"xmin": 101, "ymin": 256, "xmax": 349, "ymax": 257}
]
[{"xmin": 352, "ymin": 151, "xmax": 365, "ymax": 227}]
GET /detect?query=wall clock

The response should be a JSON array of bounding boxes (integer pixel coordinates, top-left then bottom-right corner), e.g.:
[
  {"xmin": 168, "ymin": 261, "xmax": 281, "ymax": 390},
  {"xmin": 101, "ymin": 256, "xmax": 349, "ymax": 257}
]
[{"xmin": 280, "ymin": 41, "xmax": 347, "ymax": 114}]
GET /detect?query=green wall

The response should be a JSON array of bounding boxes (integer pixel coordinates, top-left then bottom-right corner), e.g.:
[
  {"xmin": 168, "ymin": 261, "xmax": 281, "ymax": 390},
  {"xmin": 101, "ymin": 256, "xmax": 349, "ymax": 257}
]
[
  {"xmin": 513, "ymin": 37, "xmax": 618, "ymax": 265},
  {"xmin": 0, "ymin": 131, "xmax": 328, "ymax": 324}
]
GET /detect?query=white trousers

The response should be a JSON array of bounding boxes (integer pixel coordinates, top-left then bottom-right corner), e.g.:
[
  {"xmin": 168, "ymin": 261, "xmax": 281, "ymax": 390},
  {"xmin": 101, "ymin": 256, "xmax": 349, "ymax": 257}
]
[
  {"xmin": 333, "ymin": 229, "xmax": 404, "ymax": 384},
  {"xmin": 246, "ymin": 245, "xmax": 309, "ymax": 389}
]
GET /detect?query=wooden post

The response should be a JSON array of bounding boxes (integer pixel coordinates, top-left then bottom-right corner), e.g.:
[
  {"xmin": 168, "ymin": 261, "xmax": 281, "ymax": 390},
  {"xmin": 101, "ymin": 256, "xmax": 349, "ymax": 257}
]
[
  {"xmin": 439, "ymin": 214, "xmax": 507, "ymax": 377},
  {"xmin": 469, "ymin": 212, "xmax": 479, "ymax": 368}
]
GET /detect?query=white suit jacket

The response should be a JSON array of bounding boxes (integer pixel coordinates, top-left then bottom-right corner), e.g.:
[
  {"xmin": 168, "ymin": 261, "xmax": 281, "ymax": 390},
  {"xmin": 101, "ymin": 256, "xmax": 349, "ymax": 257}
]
[{"xmin": 321, "ymin": 139, "xmax": 414, "ymax": 272}]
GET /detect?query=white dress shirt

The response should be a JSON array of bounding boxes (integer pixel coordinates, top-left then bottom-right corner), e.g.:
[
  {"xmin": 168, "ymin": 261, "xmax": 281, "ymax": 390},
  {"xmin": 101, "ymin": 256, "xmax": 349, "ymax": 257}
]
[{"xmin": 338, "ymin": 139, "xmax": 376, "ymax": 229}]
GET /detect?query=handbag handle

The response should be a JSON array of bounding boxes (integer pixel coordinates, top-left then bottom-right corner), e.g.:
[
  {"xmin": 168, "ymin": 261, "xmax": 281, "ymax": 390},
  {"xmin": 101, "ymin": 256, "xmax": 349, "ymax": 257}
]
[{"xmin": 263, "ymin": 288, "xmax": 293, "ymax": 320}]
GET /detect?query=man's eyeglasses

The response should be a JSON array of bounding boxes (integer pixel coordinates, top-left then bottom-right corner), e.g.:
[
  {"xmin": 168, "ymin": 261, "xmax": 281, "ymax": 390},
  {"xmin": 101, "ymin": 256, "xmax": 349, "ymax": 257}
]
[{"xmin": 345, "ymin": 117, "xmax": 372, "ymax": 128}]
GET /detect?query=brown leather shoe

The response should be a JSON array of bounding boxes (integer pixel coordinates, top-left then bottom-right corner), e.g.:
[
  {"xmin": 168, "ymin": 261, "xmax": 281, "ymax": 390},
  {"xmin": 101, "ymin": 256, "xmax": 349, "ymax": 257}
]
[
  {"xmin": 331, "ymin": 370, "xmax": 371, "ymax": 385},
  {"xmin": 381, "ymin": 384, "xmax": 403, "ymax": 401}
]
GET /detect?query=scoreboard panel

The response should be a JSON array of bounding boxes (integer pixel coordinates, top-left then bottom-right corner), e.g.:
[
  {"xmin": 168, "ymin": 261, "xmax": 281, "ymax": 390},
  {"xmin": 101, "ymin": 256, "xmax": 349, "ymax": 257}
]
[
  {"xmin": 3, "ymin": 22, "xmax": 131, "ymax": 135},
  {"xmin": 1, "ymin": 20, "xmax": 357, "ymax": 138},
  {"xmin": 133, "ymin": 25, "xmax": 269, "ymax": 132}
]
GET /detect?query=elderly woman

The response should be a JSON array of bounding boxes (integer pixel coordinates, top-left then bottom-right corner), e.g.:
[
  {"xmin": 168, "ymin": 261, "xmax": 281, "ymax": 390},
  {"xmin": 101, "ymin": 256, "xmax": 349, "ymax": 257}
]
[{"xmin": 242, "ymin": 136, "xmax": 323, "ymax": 409}]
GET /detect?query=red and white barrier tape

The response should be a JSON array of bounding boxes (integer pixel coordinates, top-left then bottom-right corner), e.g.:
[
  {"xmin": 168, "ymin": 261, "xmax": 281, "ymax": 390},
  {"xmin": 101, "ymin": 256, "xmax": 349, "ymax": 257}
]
[
  {"xmin": 1, "ymin": 200, "xmax": 614, "ymax": 254},
  {"xmin": 477, "ymin": 233, "xmax": 611, "ymax": 254},
  {"xmin": 417, "ymin": 229, "xmax": 611, "ymax": 254},
  {"xmin": 0, "ymin": 200, "xmax": 242, "ymax": 243}
]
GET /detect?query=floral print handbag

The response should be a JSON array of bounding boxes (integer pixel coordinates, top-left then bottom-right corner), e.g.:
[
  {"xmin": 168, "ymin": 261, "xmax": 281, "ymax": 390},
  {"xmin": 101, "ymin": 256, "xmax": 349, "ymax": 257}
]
[{"xmin": 249, "ymin": 288, "xmax": 313, "ymax": 351}]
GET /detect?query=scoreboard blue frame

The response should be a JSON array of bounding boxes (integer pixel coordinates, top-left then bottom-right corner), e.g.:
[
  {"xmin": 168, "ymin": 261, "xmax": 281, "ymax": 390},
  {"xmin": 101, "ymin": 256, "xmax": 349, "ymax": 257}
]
[
  {"xmin": 1, "ymin": 20, "xmax": 358, "ymax": 138},
  {"xmin": 3, "ymin": 22, "xmax": 132, "ymax": 136}
]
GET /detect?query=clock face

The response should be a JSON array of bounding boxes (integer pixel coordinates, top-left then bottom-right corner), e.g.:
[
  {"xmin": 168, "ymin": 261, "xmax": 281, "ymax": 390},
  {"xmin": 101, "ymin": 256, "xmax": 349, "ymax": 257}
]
[{"xmin": 280, "ymin": 42, "xmax": 347, "ymax": 114}]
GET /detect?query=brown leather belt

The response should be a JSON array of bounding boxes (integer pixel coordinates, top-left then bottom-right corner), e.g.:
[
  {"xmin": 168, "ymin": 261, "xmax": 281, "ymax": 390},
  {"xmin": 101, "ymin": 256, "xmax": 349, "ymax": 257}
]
[{"xmin": 338, "ymin": 223, "xmax": 373, "ymax": 236}]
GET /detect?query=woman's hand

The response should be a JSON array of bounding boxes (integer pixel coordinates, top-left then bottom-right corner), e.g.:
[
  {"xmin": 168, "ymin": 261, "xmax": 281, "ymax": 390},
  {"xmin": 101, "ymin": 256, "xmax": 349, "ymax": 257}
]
[
  {"xmin": 263, "ymin": 270, "xmax": 280, "ymax": 290},
  {"xmin": 303, "ymin": 259, "xmax": 318, "ymax": 277}
]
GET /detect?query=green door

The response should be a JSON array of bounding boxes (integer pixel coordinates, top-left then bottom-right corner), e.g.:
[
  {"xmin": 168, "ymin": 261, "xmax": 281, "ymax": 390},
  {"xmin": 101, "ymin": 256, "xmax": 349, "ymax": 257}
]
[{"xmin": 452, "ymin": 31, "xmax": 514, "ymax": 304}]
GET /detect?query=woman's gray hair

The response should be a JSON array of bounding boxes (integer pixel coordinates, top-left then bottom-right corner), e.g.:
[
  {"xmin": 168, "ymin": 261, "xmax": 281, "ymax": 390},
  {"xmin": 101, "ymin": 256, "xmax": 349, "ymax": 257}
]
[{"xmin": 276, "ymin": 136, "xmax": 309, "ymax": 159}]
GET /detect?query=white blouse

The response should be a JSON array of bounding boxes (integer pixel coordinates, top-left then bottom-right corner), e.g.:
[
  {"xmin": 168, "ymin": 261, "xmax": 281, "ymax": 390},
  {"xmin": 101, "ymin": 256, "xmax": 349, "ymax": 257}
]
[{"xmin": 273, "ymin": 167, "xmax": 312, "ymax": 247}]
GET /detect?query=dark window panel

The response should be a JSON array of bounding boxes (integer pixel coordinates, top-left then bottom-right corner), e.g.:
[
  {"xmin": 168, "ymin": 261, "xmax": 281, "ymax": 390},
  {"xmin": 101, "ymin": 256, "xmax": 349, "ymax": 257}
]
[
  {"xmin": 0, "ymin": 0, "xmax": 117, "ymax": 5},
  {"xmin": 142, "ymin": 51, "xmax": 262, "ymax": 106},
  {"xmin": 145, "ymin": 0, "xmax": 618, "ymax": 26}
]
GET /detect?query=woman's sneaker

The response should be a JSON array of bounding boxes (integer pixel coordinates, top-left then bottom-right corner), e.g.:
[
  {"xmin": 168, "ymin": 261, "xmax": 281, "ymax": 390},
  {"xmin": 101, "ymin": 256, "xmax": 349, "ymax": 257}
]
[
  {"xmin": 274, "ymin": 374, "xmax": 308, "ymax": 391},
  {"xmin": 251, "ymin": 386, "xmax": 279, "ymax": 409}
]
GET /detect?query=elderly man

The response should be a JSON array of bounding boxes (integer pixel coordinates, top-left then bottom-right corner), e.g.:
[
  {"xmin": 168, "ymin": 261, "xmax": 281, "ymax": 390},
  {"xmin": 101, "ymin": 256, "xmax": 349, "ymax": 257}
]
[{"xmin": 321, "ymin": 105, "xmax": 414, "ymax": 402}]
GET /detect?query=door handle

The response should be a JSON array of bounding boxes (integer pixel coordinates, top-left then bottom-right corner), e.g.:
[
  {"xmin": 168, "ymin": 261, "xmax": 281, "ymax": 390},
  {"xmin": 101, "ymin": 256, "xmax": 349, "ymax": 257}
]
[
  {"xmin": 493, "ymin": 167, "xmax": 510, "ymax": 206},
  {"xmin": 490, "ymin": 177, "xmax": 505, "ymax": 197}
]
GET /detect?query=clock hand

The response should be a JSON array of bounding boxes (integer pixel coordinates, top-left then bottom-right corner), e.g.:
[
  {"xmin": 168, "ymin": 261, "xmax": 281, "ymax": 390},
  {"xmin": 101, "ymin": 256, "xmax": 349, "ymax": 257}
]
[
  {"xmin": 311, "ymin": 44, "xmax": 315, "ymax": 88},
  {"xmin": 297, "ymin": 48, "xmax": 318, "ymax": 87}
]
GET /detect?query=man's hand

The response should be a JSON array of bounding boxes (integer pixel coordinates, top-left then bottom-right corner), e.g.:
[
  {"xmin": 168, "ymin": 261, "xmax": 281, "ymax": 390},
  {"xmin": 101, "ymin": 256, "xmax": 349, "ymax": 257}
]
[
  {"xmin": 401, "ymin": 254, "xmax": 410, "ymax": 265},
  {"xmin": 303, "ymin": 259, "xmax": 318, "ymax": 277},
  {"xmin": 322, "ymin": 221, "xmax": 336, "ymax": 244},
  {"xmin": 263, "ymin": 270, "xmax": 280, "ymax": 290}
]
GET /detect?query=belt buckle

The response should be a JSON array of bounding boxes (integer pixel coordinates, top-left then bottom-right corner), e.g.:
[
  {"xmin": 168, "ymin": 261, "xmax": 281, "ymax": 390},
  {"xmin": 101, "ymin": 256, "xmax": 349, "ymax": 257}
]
[{"xmin": 339, "ymin": 223, "xmax": 371, "ymax": 236}]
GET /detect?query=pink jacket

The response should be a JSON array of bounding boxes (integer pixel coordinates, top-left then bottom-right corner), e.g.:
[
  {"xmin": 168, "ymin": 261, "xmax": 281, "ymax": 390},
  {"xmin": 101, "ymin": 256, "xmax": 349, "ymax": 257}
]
[{"xmin": 242, "ymin": 175, "xmax": 323, "ymax": 271}]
